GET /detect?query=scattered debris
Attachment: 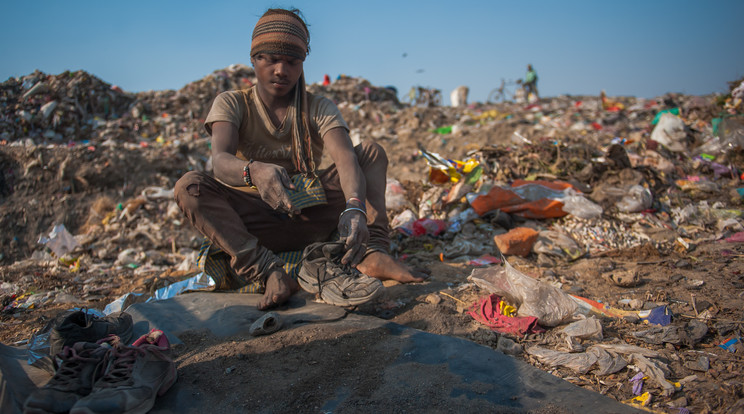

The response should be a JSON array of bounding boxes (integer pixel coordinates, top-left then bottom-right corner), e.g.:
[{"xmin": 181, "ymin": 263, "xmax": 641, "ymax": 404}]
[{"xmin": 2, "ymin": 68, "xmax": 744, "ymax": 413}]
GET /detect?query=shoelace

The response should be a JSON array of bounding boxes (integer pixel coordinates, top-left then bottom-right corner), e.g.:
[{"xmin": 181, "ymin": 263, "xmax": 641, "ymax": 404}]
[
  {"xmin": 301, "ymin": 242, "xmax": 362, "ymax": 297},
  {"xmin": 96, "ymin": 344, "xmax": 169, "ymax": 388},
  {"xmin": 96, "ymin": 346, "xmax": 144, "ymax": 388},
  {"xmin": 50, "ymin": 346, "xmax": 104, "ymax": 387}
]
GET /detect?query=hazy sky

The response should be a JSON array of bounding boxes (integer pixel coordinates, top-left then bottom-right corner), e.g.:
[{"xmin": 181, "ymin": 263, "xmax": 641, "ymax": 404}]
[{"xmin": 2, "ymin": 0, "xmax": 742, "ymax": 104}]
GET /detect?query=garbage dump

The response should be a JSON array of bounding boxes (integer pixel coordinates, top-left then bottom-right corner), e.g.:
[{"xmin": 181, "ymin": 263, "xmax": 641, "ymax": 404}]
[{"xmin": 2, "ymin": 67, "xmax": 744, "ymax": 413}]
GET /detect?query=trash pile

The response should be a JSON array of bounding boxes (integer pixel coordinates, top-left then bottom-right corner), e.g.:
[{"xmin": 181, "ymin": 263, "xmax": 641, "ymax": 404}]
[
  {"xmin": 1, "ymin": 64, "xmax": 256, "ymax": 146},
  {"xmin": 2, "ymin": 67, "xmax": 744, "ymax": 413},
  {"xmin": 376, "ymin": 78, "xmax": 744, "ymax": 412},
  {"xmin": 308, "ymin": 75, "xmax": 399, "ymax": 105}
]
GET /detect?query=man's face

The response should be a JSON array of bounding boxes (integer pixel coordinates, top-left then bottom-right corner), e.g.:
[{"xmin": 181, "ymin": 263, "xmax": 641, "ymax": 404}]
[{"xmin": 252, "ymin": 53, "xmax": 304, "ymax": 100}]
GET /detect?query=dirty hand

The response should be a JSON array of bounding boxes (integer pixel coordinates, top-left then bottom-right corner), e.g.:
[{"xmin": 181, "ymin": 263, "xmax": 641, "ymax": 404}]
[
  {"xmin": 338, "ymin": 209, "xmax": 369, "ymax": 266},
  {"xmin": 249, "ymin": 162, "xmax": 298, "ymax": 214}
]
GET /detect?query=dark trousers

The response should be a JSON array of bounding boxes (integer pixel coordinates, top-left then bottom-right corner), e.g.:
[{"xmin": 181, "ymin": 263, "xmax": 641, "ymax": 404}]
[{"xmin": 174, "ymin": 141, "xmax": 391, "ymax": 284}]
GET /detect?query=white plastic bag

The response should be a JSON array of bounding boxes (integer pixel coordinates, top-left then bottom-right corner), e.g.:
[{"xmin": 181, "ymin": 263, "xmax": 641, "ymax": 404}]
[
  {"xmin": 467, "ymin": 259, "xmax": 578, "ymax": 327},
  {"xmin": 616, "ymin": 185, "xmax": 652, "ymax": 213},
  {"xmin": 390, "ymin": 209, "xmax": 417, "ymax": 235},
  {"xmin": 38, "ymin": 224, "xmax": 80, "ymax": 258},
  {"xmin": 385, "ymin": 178, "xmax": 408, "ymax": 211},
  {"xmin": 651, "ymin": 113, "xmax": 687, "ymax": 152},
  {"xmin": 560, "ymin": 188, "xmax": 602, "ymax": 219}
]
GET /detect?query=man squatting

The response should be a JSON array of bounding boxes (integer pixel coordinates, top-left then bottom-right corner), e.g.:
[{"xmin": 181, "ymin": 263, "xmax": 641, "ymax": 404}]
[{"xmin": 174, "ymin": 8, "xmax": 426, "ymax": 310}]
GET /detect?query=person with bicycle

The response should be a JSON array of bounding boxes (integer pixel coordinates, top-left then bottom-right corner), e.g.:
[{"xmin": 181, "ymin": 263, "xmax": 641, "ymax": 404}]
[
  {"xmin": 174, "ymin": 8, "xmax": 426, "ymax": 310},
  {"xmin": 524, "ymin": 64, "xmax": 539, "ymax": 100}
]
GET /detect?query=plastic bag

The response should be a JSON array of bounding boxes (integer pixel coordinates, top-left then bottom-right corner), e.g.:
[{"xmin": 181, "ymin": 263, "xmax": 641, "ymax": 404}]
[
  {"xmin": 38, "ymin": 224, "xmax": 80, "ymax": 258},
  {"xmin": 467, "ymin": 259, "xmax": 578, "ymax": 327},
  {"xmin": 527, "ymin": 345, "xmax": 626, "ymax": 375},
  {"xmin": 560, "ymin": 317, "xmax": 603, "ymax": 345},
  {"xmin": 716, "ymin": 117, "xmax": 744, "ymax": 150},
  {"xmin": 412, "ymin": 218, "xmax": 447, "ymax": 237},
  {"xmin": 616, "ymin": 185, "xmax": 652, "ymax": 213},
  {"xmin": 650, "ymin": 112, "xmax": 687, "ymax": 152},
  {"xmin": 390, "ymin": 209, "xmax": 417, "ymax": 236},
  {"xmin": 526, "ymin": 346, "xmax": 597, "ymax": 374},
  {"xmin": 445, "ymin": 207, "xmax": 480, "ymax": 234},
  {"xmin": 385, "ymin": 178, "xmax": 408, "ymax": 211},
  {"xmin": 560, "ymin": 188, "xmax": 602, "ymax": 219}
]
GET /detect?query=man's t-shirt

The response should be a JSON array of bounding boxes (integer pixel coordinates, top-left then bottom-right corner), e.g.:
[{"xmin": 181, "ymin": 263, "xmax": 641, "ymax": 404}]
[{"xmin": 204, "ymin": 86, "xmax": 349, "ymax": 176}]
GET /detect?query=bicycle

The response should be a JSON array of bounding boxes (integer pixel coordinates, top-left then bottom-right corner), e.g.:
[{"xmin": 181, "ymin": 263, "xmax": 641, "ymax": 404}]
[
  {"xmin": 487, "ymin": 78, "xmax": 523, "ymax": 103},
  {"xmin": 409, "ymin": 86, "xmax": 442, "ymax": 107}
]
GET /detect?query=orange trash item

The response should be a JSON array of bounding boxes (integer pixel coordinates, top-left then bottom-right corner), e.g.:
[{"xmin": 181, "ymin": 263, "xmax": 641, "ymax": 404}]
[
  {"xmin": 493, "ymin": 227, "xmax": 539, "ymax": 257},
  {"xmin": 471, "ymin": 185, "xmax": 569, "ymax": 219}
]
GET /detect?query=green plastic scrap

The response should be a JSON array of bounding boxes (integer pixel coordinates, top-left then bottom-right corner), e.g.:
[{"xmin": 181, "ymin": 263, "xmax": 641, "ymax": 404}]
[
  {"xmin": 464, "ymin": 165, "xmax": 483, "ymax": 185},
  {"xmin": 651, "ymin": 108, "xmax": 680, "ymax": 125},
  {"xmin": 432, "ymin": 125, "xmax": 453, "ymax": 134},
  {"xmin": 712, "ymin": 118, "xmax": 722, "ymax": 137}
]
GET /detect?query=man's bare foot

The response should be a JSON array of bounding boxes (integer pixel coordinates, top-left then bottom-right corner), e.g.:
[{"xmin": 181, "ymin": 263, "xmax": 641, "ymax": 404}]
[
  {"xmin": 258, "ymin": 269, "xmax": 300, "ymax": 310},
  {"xmin": 356, "ymin": 251, "xmax": 427, "ymax": 283}
]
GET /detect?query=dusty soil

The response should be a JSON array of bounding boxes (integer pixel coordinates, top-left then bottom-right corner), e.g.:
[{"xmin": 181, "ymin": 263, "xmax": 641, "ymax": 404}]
[{"xmin": 2, "ymin": 71, "xmax": 744, "ymax": 413}]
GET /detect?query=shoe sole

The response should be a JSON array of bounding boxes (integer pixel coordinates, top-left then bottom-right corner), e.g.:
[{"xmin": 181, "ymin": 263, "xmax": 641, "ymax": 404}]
[
  {"xmin": 319, "ymin": 278, "xmax": 384, "ymax": 306},
  {"xmin": 297, "ymin": 265, "xmax": 321, "ymax": 294},
  {"xmin": 299, "ymin": 264, "xmax": 384, "ymax": 306}
]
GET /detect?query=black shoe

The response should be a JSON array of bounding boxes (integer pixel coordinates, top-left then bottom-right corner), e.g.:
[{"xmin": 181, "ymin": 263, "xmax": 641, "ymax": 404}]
[
  {"xmin": 49, "ymin": 310, "xmax": 133, "ymax": 357},
  {"xmin": 69, "ymin": 330, "xmax": 177, "ymax": 414},
  {"xmin": 24, "ymin": 337, "xmax": 119, "ymax": 414}
]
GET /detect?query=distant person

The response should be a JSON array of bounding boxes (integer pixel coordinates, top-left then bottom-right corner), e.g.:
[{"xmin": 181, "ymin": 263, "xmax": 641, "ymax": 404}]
[
  {"xmin": 407, "ymin": 86, "xmax": 417, "ymax": 104},
  {"xmin": 174, "ymin": 8, "xmax": 426, "ymax": 310},
  {"xmin": 524, "ymin": 64, "xmax": 539, "ymax": 101},
  {"xmin": 450, "ymin": 86, "xmax": 469, "ymax": 108},
  {"xmin": 322, "ymin": 74, "xmax": 331, "ymax": 86}
]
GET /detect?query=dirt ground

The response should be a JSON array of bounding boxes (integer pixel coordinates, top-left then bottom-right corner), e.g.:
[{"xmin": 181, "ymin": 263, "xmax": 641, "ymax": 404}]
[{"xmin": 2, "ymin": 71, "xmax": 744, "ymax": 413}]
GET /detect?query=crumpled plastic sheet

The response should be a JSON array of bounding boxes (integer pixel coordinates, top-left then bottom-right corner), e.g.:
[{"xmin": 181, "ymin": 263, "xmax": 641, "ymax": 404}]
[
  {"xmin": 560, "ymin": 317, "xmax": 603, "ymax": 348},
  {"xmin": 633, "ymin": 325, "xmax": 682, "ymax": 345},
  {"xmin": 526, "ymin": 345, "xmax": 627, "ymax": 375},
  {"xmin": 560, "ymin": 188, "xmax": 602, "ymax": 219},
  {"xmin": 103, "ymin": 273, "xmax": 216, "ymax": 315},
  {"xmin": 632, "ymin": 353, "xmax": 676, "ymax": 397},
  {"xmin": 151, "ymin": 272, "xmax": 215, "ymax": 301},
  {"xmin": 37, "ymin": 224, "xmax": 80, "ymax": 258},
  {"xmin": 468, "ymin": 259, "xmax": 578, "ymax": 327}
]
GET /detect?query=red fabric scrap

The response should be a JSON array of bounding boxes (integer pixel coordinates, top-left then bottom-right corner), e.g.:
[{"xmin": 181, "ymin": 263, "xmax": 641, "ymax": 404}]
[
  {"xmin": 467, "ymin": 294, "xmax": 544, "ymax": 336},
  {"xmin": 725, "ymin": 231, "xmax": 744, "ymax": 243}
]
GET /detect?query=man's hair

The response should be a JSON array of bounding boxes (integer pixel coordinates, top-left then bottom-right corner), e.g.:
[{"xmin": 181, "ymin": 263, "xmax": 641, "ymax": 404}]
[
  {"xmin": 251, "ymin": 8, "xmax": 310, "ymax": 60},
  {"xmin": 250, "ymin": 8, "xmax": 319, "ymax": 176}
]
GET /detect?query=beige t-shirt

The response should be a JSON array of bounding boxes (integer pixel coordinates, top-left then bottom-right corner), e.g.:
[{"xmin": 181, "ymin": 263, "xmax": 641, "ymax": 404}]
[{"xmin": 204, "ymin": 87, "xmax": 349, "ymax": 175}]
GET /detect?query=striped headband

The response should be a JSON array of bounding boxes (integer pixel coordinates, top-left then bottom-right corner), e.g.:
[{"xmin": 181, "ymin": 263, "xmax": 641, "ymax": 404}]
[{"xmin": 250, "ymin": 10, "xmax": 309, "ymax": 60}]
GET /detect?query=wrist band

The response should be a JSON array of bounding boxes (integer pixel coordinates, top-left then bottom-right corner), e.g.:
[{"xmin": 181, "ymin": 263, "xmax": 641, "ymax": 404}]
[
  {"xmin": 347, "ymin": 197, "xmax": 364, "ymax": 206},
  {"xmin": 340, "ymin": 207, "xmax": 367, "ymax": 219},
  {"xmin": 242, "ymin": 160, "xmax": 256, "ymax": 188}
]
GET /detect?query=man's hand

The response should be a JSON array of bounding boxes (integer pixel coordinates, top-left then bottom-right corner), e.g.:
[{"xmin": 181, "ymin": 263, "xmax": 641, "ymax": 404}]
[
  {"xmin": 338, "ymin": 209, "xmax": 369, "ymax": 266},
  {"xmin": 250, "ymin": 161, "xmax": 299, "ymax": 215}
]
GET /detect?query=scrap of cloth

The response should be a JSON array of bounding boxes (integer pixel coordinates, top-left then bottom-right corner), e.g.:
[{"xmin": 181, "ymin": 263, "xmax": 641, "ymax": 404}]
[
  {"xmin": 468, "ymin": 294, "xmax": 544, "ymax": 336},
  {"xmin": 288, "ymin": 174, "xmax": 327, "ymax": 210}
]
